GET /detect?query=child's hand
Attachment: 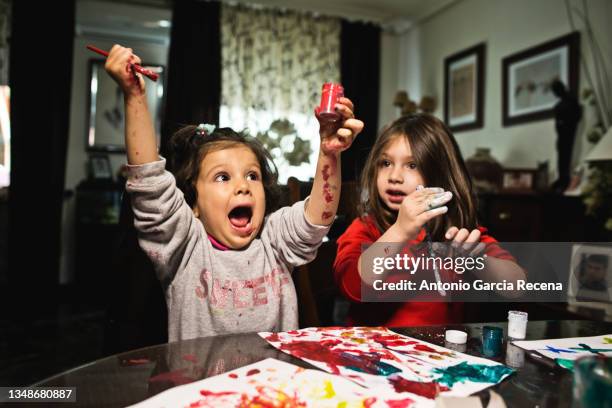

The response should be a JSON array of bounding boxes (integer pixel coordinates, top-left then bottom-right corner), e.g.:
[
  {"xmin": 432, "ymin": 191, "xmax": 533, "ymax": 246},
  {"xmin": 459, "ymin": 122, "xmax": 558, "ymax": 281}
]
[
  {"xmin": 444, "ymin": 227, "xmax": 486, "ymax": 258},
  {"xmin": 104, "ymin": 45, "xmax": 145, "ymax": 97},
  {"xmin": 316, "ymin": 97, "xmax": 364, "ymax": 154},
  {"xmin": 394, "ymin": 188, "xmax": 452, "ymax": 239}
]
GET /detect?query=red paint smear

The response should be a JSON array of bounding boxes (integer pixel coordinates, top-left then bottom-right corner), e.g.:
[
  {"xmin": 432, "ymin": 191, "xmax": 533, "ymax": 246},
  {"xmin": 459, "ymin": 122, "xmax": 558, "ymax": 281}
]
[
  {"xmin": 322, "ymin": 165, "xmax": 331, "ymax": 181},
  {"xmin": 279, "ymin": 340, "xmax": 386, "ymax": 375},
  {"xmin": 246, "ymin": 368, "xmax": 261, "ymax": 376},
  {"xmin": 388, "ymin": 376, "xmax": 449, "ymax": 399},
  {"xmin": 386, "ymin": 340, "xmax": 418, "ymax": 347},
  {"xmin": 364, "ymin": 397, "xmax": 377, "ymax": 408},
  {"xmin": 149, "ymin": 368, "xmax": 194, "ymax": 385},
  {"xmin": 265, "ymin": 333, "xmax": 281, "ymax": 342},
  {"xmin": 413, "ymin": 344, "xmax": 453, "ymax": 357},
  {"xmin": 324, "ymin": 189, "xmax": 333, "ymax": 203},
  {"xmin": 367, "ymin": 347, "xmax": 402, "ymax": 362},
  {"xmin": 386, "ymin": 398, "xmax": 415, "ymax": 408},
  {"xmin": 125, "ymin": 358, "xmax": 150, "ymax": 365},
  {"xmin": 199, "ymin": 389, "xmax": 237, "ymax": 398},
  {"xmin": 228, "ymin": 373, "xmax": 238, "ymax": 379},
  {"xmin": 249, "ymin": 385, "xmax": 306, "ymax": 408},
  {"xmin": 414, "ymin": 344, "xmax": 437, "ymax": 353},
  {"xmin": 183, "ymin": 354, "xmax": 198, "ymax": 363},
  {"xmin": 322, "ymin": 211, "xmax": 333, "ymax": 219}
]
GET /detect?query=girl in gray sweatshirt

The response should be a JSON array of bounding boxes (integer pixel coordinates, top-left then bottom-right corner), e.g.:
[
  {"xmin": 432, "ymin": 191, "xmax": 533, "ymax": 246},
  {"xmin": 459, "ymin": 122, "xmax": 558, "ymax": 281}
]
[{"xmin": 105, "ymin": 44, "xmax": 364, "ymax": 341}]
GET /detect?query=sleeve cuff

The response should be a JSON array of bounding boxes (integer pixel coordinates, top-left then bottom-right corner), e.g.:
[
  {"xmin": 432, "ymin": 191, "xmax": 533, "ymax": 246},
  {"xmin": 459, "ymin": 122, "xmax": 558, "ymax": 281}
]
[
  {"xmin": 125, "ymin": 157, "xmax": 168, "ymax": 186},
  {"xmin": 297, "ymin": 197, "xmax": 330, "ymax": 241}
]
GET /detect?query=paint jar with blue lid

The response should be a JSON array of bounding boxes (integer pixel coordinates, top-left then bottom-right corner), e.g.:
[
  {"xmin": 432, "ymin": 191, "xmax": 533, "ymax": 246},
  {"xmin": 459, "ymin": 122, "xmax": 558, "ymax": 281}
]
[{"xmin": 482, "ymin": 326, "xmax": 504, "ymax": 357}]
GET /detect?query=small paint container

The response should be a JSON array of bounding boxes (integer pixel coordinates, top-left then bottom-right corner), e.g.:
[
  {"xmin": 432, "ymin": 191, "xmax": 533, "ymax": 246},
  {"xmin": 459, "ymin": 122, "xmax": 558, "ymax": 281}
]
[
  {"xmin": 482, "ymin": 326, "xmax": 503, "ymax": 357},
  {"xmin": 507, "ymin": 310, "xmax": 528, "ymax": 339},
  {"xmin": 445, "ymin": 330, "xmax": 468, "ymax": 345},
  {"xmin": 318, "ymin": 83, "xmax": 344, "ymax": 121}
]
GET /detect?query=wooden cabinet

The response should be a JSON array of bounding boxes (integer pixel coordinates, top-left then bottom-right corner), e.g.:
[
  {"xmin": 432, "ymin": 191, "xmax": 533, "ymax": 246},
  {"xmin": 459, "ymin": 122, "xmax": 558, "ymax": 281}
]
[{"xmin": 477, "ymin": 193, "xmax": 599, "ymax": 242}]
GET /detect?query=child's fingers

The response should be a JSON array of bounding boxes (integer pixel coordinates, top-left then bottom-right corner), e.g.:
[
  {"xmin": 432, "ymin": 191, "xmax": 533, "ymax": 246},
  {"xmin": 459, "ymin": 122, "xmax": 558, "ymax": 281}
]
[
  {"xmin": 337, "ymin": 128, "xmax": 352, "ymax": 138},
  {"xmin": 335, "ymin": 103, "xmax": 354, "ymax": 119},
  {"xmin": 452, "ymin": 228, "xmax": 470, "ymax": 247},
  {"xmin": 419, "ymin": 191, "xmax": 452, "ymax": 213},
  {"xmin": 337, "ymin": 97, "xmax": 354, "ymax": 112},
  {"xmin": 469, "ymin": 242, "xmax": 487, "ymax": 257},
  {"xmin": 459, "ymin": 229, "xmax": 481, "ymax": 254},
  {"xmin": 411, "ymin": 188, "xmax": 445, "ymax": 200},
  {"xmin": 465, "ymin": 228, "xmax": 481, "ymax": 243},
  {"xmin": 131, "ymin": 54, "xmax": 142, "ymax": 66},
  {"xmin": 445, "ymin": 226, "xmax": 459, "ymax": 240},
  {"xmin": 417, "ymin": 206, "xmax": 448, "ymax": 224},
  {"xmin": 343, "ymin": 118, "xmax": 364, "ymax": 135}
]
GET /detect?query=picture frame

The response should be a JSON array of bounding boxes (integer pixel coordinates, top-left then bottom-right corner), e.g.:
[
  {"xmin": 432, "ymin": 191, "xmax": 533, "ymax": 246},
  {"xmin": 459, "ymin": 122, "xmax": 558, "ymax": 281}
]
[
  {"xmin": 86, "ymin": 58, "xmax": 165, "ymax": 152},
  {"xmin": 444, "ymin": 43, "xmax": 486, "ymax": 132},
  {"xmin": 89, "ymin": 154, "xmax": 112, "ymax": 179},
  {"xmin": 501, "ymin": 168, "xmax": 537, "ymax": 192},
  {"xmin": 568, "ymin": 244, "xmax": 612, "ymax": 306},
  {"xmin": 502, "ymin": 32, "xmax": 580, "ymax": 127}
]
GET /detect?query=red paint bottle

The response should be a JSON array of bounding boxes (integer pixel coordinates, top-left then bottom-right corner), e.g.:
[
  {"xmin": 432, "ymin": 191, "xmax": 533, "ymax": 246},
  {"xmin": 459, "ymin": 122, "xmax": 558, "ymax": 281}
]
[{"xmin": 318, "ymin": 83, "xmax": 344, "ymax": 121}]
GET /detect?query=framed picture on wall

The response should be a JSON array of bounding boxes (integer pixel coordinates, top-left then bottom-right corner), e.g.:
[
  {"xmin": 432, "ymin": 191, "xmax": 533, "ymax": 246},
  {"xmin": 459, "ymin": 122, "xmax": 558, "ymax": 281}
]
[
  {"xmin": 568, "ymin": 244, "xmax": 612, "ymax": 304},
  {"xmin": 444, "ymin": 43, "xmax": 486, "ymax": 132},
  {"xmin": 86, "ymin": 59, "xmax": 165, "ymax": 152},
  {"xmin": 89, "ymin": 154, "xmax": 112, "ymax": 179},
  {"xmin": 501, "ymin": 168, "xmax": 537, "ymax": 192},
  {"xmin": 502, "ymin": 32, "xmax": 580, "ymax": 127}
]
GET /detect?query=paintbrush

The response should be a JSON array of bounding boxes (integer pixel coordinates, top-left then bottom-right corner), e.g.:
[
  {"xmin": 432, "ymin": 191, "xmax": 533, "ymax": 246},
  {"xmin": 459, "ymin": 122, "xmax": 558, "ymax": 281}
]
[
  {"xmin": 525, "ymin": 350, "xmax": 560, "ymax": 370},
  {"xmin": 86, "ymin": 45, "xmax": 159, "ymax": 82}
]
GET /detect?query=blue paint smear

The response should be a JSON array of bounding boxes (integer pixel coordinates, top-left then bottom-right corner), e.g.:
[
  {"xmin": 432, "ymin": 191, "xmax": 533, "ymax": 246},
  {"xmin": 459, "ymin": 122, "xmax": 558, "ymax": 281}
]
[{"xmin": 433, "ymin": 362, "xmax": 514, "ymax": 388}]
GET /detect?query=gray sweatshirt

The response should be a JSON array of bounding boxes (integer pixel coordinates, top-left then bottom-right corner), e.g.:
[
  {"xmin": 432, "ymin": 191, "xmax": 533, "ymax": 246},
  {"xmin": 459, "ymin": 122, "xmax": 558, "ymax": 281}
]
[{"xmin": 125, "ymin": 158, "xmax": 329, "ymax": 341}]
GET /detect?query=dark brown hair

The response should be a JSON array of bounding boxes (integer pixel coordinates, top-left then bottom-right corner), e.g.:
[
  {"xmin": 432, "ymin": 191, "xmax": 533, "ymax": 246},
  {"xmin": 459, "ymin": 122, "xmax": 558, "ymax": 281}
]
[
  {"xmin": 359, "ymin": 113, "xmax": 478, "ymax": 240},
  {"xmin": 167, "ymin": 126, "xmax": 280, "ymax": 215}
]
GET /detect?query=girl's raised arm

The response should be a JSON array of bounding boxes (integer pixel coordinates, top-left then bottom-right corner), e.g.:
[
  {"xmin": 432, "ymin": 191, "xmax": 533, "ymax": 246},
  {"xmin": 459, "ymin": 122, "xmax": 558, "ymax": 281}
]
[
  {"xmin": 305, "ymin": 97, "xmax": 363, "ymax": 226},
  {"xmin": 105, "ymin": 45, "xmax": 158, "ymax": 165}
]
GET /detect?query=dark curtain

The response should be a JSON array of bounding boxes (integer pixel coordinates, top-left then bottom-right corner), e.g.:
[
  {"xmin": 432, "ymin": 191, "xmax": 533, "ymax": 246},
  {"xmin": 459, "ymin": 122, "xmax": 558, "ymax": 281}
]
[
  {"xmin": 160, "ymin": 0, "xmax": 221, "ymax": 157},
  {"xmin": 340, "ymin": 20, "xmax": 380, "ymax": 181},
  {"xmin": 7, "ymin": 1, "xmax": 75, "ymax": 317}
]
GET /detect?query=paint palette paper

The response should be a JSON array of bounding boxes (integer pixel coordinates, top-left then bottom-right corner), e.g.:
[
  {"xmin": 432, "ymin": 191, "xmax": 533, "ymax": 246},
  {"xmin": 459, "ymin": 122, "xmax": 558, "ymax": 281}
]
[
  {"xmin": 127, "ymin": 358, "xmax": 413, "ymax": 407},
  {"xmin": 513, "ymin": 334, "xmax": 612, "ymax": 360},
  {"xmin": 259, "ymin": 327, "xmax": 513, "ymax": 404}
]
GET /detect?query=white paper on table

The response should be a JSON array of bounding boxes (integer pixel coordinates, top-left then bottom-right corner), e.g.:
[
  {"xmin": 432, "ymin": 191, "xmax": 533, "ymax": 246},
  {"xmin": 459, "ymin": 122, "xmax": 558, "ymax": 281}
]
[
  {"xmin": 513, "ymin": 334, "xmax": 612, "ymax": 360},
  {"xmin": 259, "ymin": 327, "xmax": 513, "ymax": 403},
  {"xmin": 127, "ymin": 358, "xmax": 416, "ymax": 408}
]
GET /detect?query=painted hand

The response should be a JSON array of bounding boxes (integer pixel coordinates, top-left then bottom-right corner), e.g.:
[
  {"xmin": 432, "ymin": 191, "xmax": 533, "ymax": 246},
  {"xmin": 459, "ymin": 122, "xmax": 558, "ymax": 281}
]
[
  {"xmin": 395, "ymin": 187, "xmax": 452, "ymax": 240},
  {"xmin": 104, "ymin": 44, "xmax": 145, "ymax": 97},
  {"xmin": 444, "ymin": 227, "xmax": 486, "ymax": 259},
  {"xmin": 315, "ymin": 97, "xmax": 364, "ymax": 154}
]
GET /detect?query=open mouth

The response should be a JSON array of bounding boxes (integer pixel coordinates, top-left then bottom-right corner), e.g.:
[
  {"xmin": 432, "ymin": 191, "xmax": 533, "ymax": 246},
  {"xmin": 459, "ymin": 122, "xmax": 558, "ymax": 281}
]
[
  {"xmin": 228, "ymin": 205, "xmax": 254, "ymax": 235},
  {"xmin": 386, "ymin": 189, "xmax": 407, "ymax": 204}
]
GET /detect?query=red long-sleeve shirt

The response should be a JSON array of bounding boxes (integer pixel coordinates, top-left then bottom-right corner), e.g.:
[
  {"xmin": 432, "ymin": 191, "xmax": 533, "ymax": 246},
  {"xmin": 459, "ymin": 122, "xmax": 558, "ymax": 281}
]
[{"xmin": 333, "ymin": 215, "xmax": 516, "ymax": 326}]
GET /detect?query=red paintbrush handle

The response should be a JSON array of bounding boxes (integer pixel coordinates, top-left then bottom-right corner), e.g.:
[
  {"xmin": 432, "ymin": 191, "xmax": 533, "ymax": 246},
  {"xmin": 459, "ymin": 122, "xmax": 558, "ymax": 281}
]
[{"xmin": 86, "ymin": 45, "xmax": 158, "ymax": 82}]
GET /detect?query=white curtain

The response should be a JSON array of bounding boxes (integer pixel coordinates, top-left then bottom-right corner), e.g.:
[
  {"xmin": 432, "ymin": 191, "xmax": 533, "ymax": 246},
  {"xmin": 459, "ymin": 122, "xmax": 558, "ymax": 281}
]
[{"xmin": 220, "ymin": 4, "xmax": 340, "ymax": 182}]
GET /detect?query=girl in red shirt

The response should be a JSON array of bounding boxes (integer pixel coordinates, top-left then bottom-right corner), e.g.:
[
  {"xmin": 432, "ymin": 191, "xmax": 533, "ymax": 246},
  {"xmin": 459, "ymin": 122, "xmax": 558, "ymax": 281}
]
[{"xmin": 333, "ymin": 113, "xmax": 525, "ymax": 326}]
